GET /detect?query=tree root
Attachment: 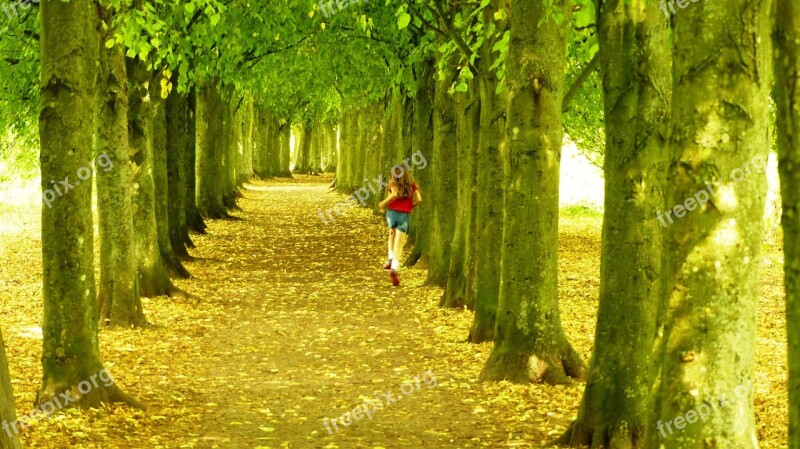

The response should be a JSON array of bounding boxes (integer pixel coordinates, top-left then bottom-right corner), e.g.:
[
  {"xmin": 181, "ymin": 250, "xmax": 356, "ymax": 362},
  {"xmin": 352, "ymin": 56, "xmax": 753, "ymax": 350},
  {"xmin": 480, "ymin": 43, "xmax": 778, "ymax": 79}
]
[
  {"xmin": 553, "ymin": 419, "xmax": 644, "ymax": 448},
  {"xmin": 480, "ymin": 342, "xmax": 586, "ymax": 385},
  {"xmin": 468, "ymin": 320, "xmax": 495, "ymax": 344},
  {"xmin": 162, "ymin": 250, "xmax": 191, "ymax": 279},
  {"xmin": 404, "ymin": 248, "xmax": 423, "ymax": 267},
  {"xmin": 36, "ymin": 377, "xmax": 147, "ymax": 413},
  {"xmin": 187, "ymin": 209, "xmax": 207, "ymax": 234}
]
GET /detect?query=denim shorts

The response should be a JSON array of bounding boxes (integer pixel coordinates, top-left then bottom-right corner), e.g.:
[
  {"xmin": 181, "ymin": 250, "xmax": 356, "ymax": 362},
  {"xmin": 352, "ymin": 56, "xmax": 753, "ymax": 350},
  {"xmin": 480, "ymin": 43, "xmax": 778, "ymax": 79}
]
[{"xmin": 386, "ymin": 210, "xmax": 411, "ymax": 234}]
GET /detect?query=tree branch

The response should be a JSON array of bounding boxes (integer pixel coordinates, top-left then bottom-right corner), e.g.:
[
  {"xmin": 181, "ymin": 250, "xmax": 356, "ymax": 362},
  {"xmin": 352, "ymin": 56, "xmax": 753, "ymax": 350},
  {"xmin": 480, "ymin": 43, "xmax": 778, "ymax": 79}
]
[
  {"xmin": 408, "ymin": 7, "xmax": 449, "ymax": 39},
  {"xmin": 431, "ymin": 0, "xmax": 475, "ymax": 66},
  {"xmin": 562, "ymin": 51, "xmax": 600, "ymax": 113}
]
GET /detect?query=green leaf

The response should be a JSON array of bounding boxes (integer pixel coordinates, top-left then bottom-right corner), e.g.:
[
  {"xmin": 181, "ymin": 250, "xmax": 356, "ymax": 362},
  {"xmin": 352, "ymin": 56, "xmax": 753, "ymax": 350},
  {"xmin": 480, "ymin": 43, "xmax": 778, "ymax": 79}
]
[
  {"xmin": 397, "ymin": 12, "xmax": 411, "ymax": 30},
  {"xmin": 455, "ymin": 82, "xmax": 468, "ymax": 92},
  {"xmin": 105, "ymin": 39, "xmax": 115, "ymax": 49}
]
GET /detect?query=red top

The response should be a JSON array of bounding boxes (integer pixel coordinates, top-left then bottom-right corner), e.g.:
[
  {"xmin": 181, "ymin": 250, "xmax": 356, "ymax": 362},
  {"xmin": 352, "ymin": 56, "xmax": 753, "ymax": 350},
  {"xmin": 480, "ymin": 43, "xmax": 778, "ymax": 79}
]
[{"xmin": 388, "ymin": 184, "xmax": 418, "ymax": 213}]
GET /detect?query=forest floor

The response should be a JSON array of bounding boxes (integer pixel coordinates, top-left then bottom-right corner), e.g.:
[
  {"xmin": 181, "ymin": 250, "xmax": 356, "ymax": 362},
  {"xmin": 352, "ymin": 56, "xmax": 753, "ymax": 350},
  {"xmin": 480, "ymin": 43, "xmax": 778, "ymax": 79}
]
[{"xmin": 0, "ymin": 175, "xmax": 789, "ymax": 448}]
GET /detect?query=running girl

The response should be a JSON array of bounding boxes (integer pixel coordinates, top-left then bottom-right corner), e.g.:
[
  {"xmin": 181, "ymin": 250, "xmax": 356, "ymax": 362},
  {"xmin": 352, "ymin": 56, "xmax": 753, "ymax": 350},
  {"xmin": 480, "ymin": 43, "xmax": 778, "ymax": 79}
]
[{"xmin": 378, "ymin": 166, "xmax": 422, "ymax": 286}]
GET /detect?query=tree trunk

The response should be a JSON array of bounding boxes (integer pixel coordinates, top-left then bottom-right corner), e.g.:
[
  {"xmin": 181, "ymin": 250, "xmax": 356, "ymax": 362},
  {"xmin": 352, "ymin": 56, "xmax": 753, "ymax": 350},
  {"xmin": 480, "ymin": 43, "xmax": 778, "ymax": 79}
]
[
  {"xmin": 0, "ymin": 328, "xmax": 21, "ymax": 449},
  {"xmin": 252, "ymin": 107, "xmax": 264, "ymax": 178},
  {"xmin": 259, "ymin": 108, "xmax": 271, "ymax": 179},
  {"xmin": 775, "ymin": 1, "xmax": 800, "ymax": 447},
  {"xmin": 469, "ymin": 70, "xmax": 505, "ymax": 342},
  {"xmin": 39, "ymin": 0, "xmax": 134, "ymax": 407},
  {"xmin": 278, "ymin": 122, "xmax": 292, "ymax": 177},
  {"xmin": 380, "ymin": 94, "xmax": 400, "ymax": 198},
  {"xmin": 96, "ymin": 8, "xmax": 146, "ymax": 327},
  {"xmin": 310, "ymin": 125, "xmax": 322, "ymax": 174},
  {"xmin": 151, "ymin": 92, "xmax": 190, "ymax": 278},
  {"xmin": 336, "ymin": 112, "xmax": 350, "ymax": 189},
  {"xmin": 239, "ymin": 98, "xmax": 253, "ymax": 183},
  {"xmin": 339, "ymin": 113, "xmax": 354, "ymax": 190},
  {"xmin": 272, "ymin": 115, "xmax": 284, "ymax": 177},
  {"xmin": 648, "ymin": 0, "xmax": 772, "ymax": 446},
  {"xmin": 426, "ymin": 65, "xmax": 457, "ymax": 286},
  {"xmin": 196, "ymin": 82, "xmax": 231, "ymax": 218},
  {"xmin": 166, "ymin": 88, "xmax": 195, "ymax": 258},
  {"xmin": 442, "ymin": 81, "xmax": 479, "ymax": 309},
  {"xmin": 221, "ymin": 98, "xmax": 240, "ymax": 210},
  {"xmin": 358, "ymin": 109, "xmax": 372, "ymax": 202},
  {"xmin": 481, "ymin": 0, "xmax": 585, "ymax": 385},
  {"xmin": 184, "ymin": 88, "xmax": 206, "ymax": 234},
  {"xmin": 562, "ymin": 0, "xmax": 669, "ymax": 446},
  {"xmin": 295, "ymin": 125, "xmax": 313, "ymax": 174},
  {"xmin": 127, "ymin": 55, "xmax": 180, "ymax": 297},
  {"xmin": 368, "ymin": 103, "xmax": 386, "ymax": 211},
  {"xmin": 324, "ymin": 123, "xmax": 337, "ymax": 173},
  {"xmin": 469, "ymin": 0, "xmax": 508, "ymax": 340},
  {"xmin": 406, "ymin": 59, "xmax": 435, "ymax": 267}
]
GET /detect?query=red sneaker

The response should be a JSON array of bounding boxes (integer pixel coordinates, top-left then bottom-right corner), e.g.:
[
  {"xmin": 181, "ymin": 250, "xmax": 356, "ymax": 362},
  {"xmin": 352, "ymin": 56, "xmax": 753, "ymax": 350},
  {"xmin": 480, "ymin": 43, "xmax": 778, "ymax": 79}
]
[
  {"xmin": 383, "ymin": 259, "xmax": 392, "ymax": 270},
  {"xmin": 389, "ymin": 269, "xmax": 400, "ymax": 286}
]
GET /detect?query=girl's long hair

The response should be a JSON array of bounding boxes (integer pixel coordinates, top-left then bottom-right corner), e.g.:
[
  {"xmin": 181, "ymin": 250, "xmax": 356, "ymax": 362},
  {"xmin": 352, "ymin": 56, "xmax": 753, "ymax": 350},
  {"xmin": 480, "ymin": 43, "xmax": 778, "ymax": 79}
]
[{"xmin": 391, "ymin": 166, "xmax": 415, "ymax": 198}]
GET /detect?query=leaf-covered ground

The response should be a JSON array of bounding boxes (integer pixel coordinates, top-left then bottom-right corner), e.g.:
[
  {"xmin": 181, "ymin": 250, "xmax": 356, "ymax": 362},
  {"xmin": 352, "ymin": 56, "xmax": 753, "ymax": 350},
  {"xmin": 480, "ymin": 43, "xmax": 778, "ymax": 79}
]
[{"xmin": 0, "ymin": 175, "xmax": 789, "ymax": 448}]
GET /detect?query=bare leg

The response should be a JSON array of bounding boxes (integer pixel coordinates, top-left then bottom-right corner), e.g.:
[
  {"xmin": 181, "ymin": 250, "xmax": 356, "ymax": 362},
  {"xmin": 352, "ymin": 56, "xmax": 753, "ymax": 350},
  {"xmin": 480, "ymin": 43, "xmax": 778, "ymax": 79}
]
[
  {"xmin": 387, "ymin": 229, "xmax": 396, "ymax": 260},
  {"xmin": 391, "ymin": 230, "xmax": 408, "ymax": 270}
]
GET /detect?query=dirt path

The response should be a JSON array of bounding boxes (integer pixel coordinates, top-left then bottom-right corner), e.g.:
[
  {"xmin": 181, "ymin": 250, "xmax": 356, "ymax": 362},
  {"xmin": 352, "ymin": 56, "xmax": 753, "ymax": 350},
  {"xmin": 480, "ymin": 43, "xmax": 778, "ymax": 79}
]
[
  {"xmin": 0, "ymin": 176, "xmax": 583, "ymax": 449},
  {"xmin": 184, "ymin": 176, "xmax": 469, "ymax": 448},
  {"xmin": 0, "ymin": 175, "xmax": 787, "ymax": 449}
]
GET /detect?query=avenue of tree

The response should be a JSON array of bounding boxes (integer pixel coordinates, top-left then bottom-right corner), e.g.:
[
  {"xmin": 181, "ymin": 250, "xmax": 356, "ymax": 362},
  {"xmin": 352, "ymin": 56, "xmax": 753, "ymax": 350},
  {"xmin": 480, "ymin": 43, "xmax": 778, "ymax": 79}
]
[{"xmin": 0, "ymin": 0, "xmax": 797, "ymax": 448}]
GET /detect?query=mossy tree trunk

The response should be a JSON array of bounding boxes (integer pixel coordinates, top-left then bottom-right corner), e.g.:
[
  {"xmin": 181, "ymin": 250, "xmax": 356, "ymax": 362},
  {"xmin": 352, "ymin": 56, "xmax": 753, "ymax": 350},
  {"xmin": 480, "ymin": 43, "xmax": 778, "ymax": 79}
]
[
  {"xmin": 184, "ymin": 88, "xmax": 207, "ymax": 234},
  {"xmin": 252, "ymin": 107, "xmax": 265, "ymax": 178},
  {"xmin": 128, "ymin": 56, "xmax": 180, "ymax": 297},
  {"xmin": 648, "ymin": 0, "xmax": 772, "ymax": 446},
  {"xmin": 278, "ymin": 122, "xmax": 292, "ymax": 177},
  {"xmin": 294, "ymin": 124, "xmax": 314, "ymax": 174},
  {"xmin": 469, "ymin": 0, "xmax": 508, "ymax": 341},
  {"xmin": 310, "ymin": 125, "xmax": 322, "ymax": 174},
  {"xmin": 775, "ymin": 1, "xmax": 800, "ymax": 446},
  {"xmin": 380, "ymin": 93, "xmax": 401, "ymax": 193},
  {"xmin": 231, "ymin": 104, "xmax": 243, "ymax": 187},
  {"xmin": 562, "ymin": 0, "xmax": 669, "ymax": 446},
  {"xmin": 427, "ymin": 64, "xmax": 457, "ymax": 287},
  {"xmin": 336, "ymin": 112, "xmax": 350, "ymax": 188},
  {"xmin": 273, "ymin": 115, "xmax": 285, "ymax": 177},
  {"xmin": 367, "ymin": 106, "xmax": 379, "ymax": 192},
  {"xmin": 0, "ymin": 328, "xmax": 20, "ymax": 449},
  {"xmin": 289, "ymin": 125, "xmax": 297, "ymax": 172},
  {"xmin": 406, "ymin": 59, "xmax": 435, "ymax": 267},
  {"xmin": 221, "ymin": 98, "xmax": 239, "ymax": 210},
  {"xmin": 340, "ymin": 113, "xmax": 354, "ymax": 190},
  {"xmin": 369, "ymin": 103, "xmax": 387, "ymax": 211},
  {"xmin": 240, "ymin": 99, "xmax": 251, "ymax": 183},
  {"xmin": 196, "ymin": 81, "xmax": 232, "ymax": 218},
  {"xmin": 481, "ymin": 0, "xmax": 585, "ymax": 385},
  {"xmin": 39, "ymin": 0, "xmax": 133, "ymax": 406},
  {"xmin": 166, "ymin": 86, "xmax": 195, "ymax": 258},
  {"xmin": 239, "ymin": 98, "xmax": 254, "ymax": 184},
  {"xmin": 324, "ymin": 123, "xmax": 337, "ymax": 173},
  {"xmin": 351, "ymin": 113, "xmax": 363, "ymax": 189},
  {"xmin": 260, "ymin": 111, "xmax": 270, "ymax": 178},
  {"xmin": 442, "ymin": 80, "xmax": 479, "ymax": 308},
  {"xmin": 151, "ymin": 90, "xmax": 190, "ymax": 278},
  {"xmin": 352, "ymin": 112, "xmax": 366, "ymax": 191},
  {"xmin": 96, "ymin": 6, "xmax": 145, "ymax": 327}
]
